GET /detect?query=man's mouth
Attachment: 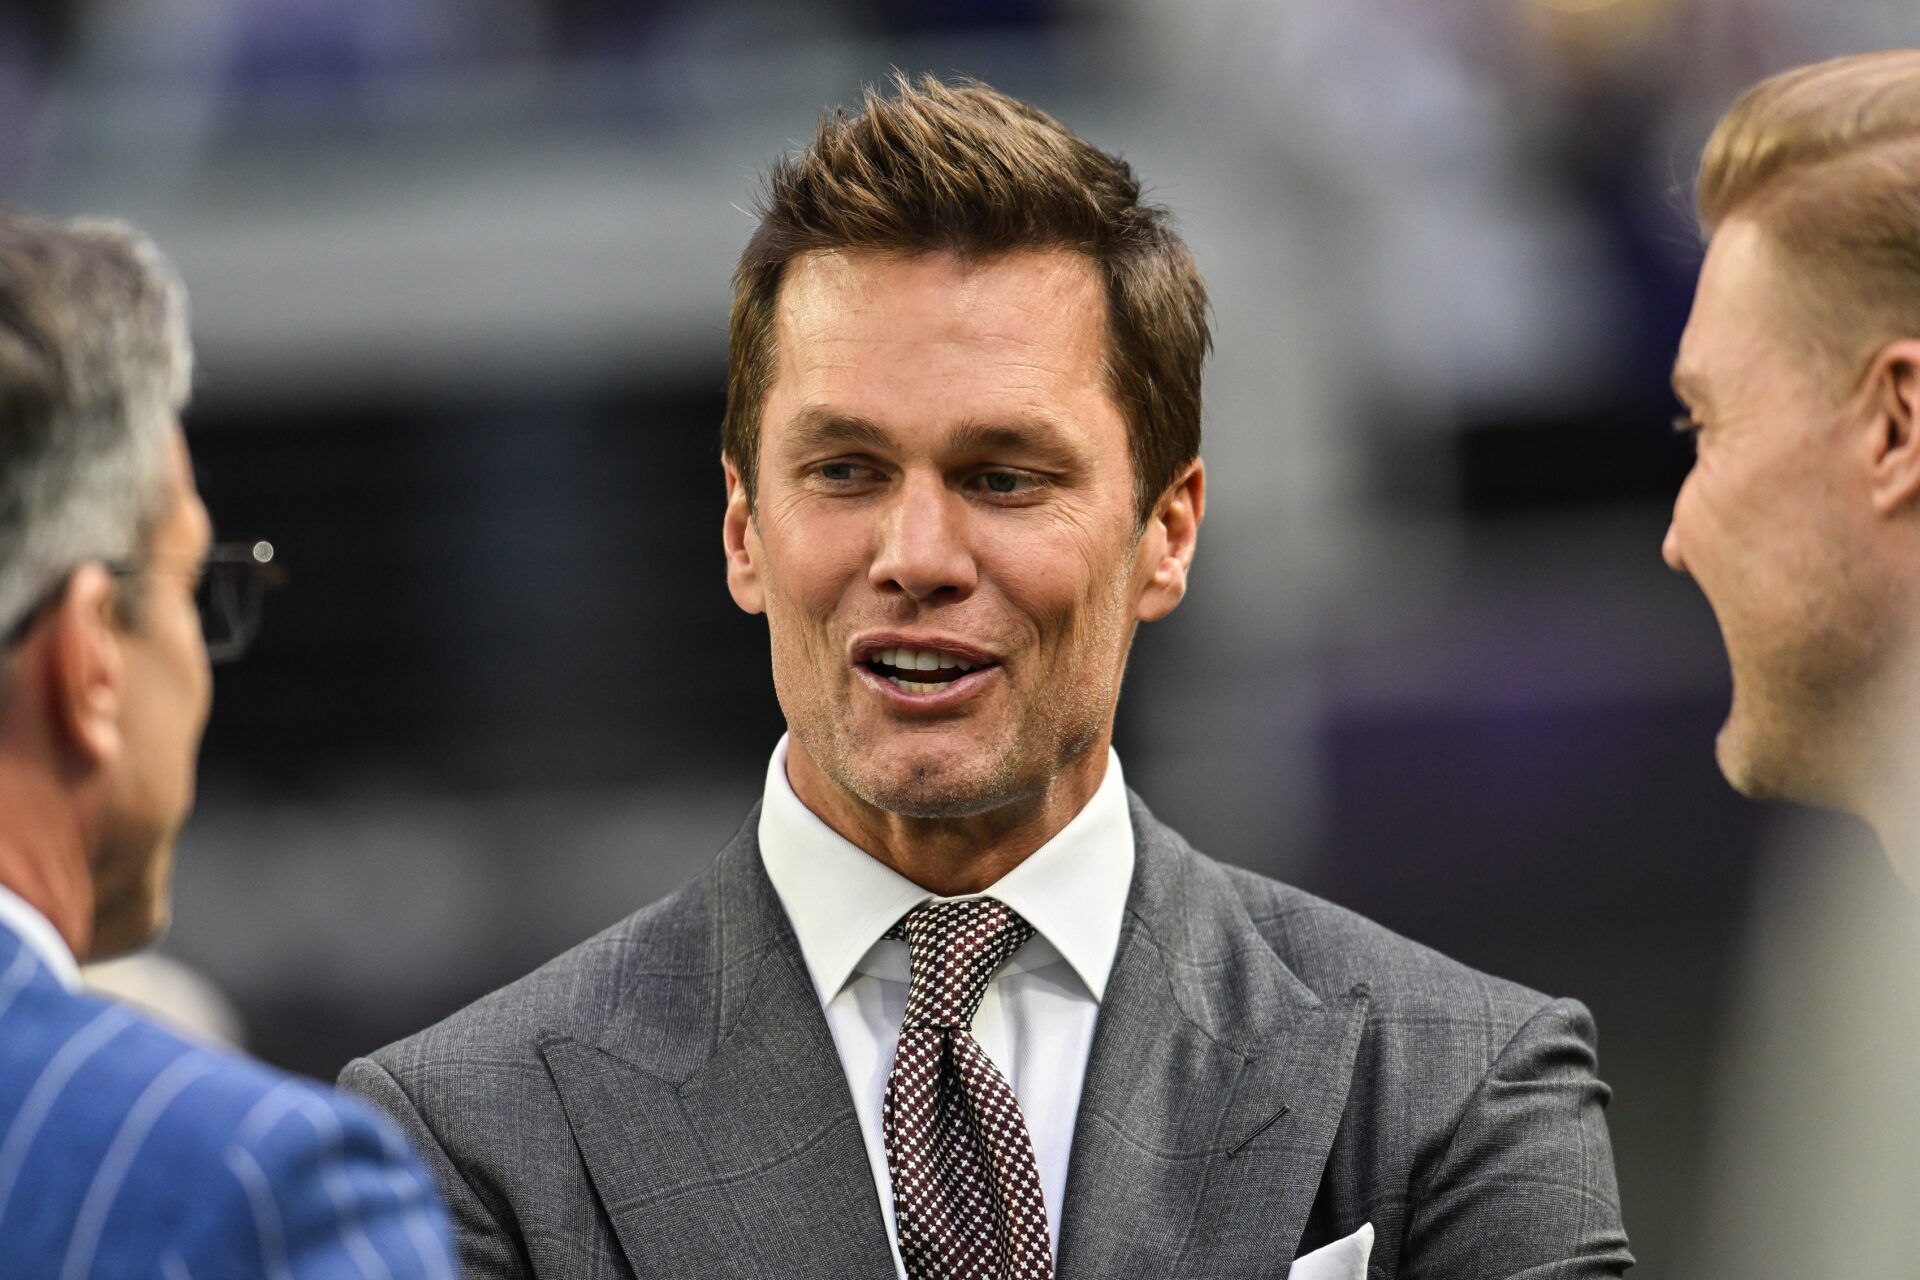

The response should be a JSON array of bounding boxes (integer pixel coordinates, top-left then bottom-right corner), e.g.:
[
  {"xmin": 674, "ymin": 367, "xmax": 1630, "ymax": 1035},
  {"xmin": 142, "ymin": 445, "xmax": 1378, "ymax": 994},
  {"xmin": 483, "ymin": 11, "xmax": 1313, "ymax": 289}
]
[{"xmin": 862, "ymin": 646, "xmax": 995, "ymax": 694}]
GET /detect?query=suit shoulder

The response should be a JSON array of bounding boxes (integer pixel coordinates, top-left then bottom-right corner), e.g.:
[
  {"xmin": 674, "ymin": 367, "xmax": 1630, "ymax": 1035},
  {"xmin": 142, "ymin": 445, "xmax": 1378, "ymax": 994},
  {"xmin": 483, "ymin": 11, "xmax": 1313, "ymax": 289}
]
[
  {"xmin": 1214, "ymin": 859, "xmax": 1560, "ymax": 1030},
  {"xmin": 0, "ymin": 984, "xmax": 410, "ymax": 1253},
  {"xmin": 109, "ymin": 992, "xmax": 385, "ymax": 1146},
  {"xmin": 2, "ymin": 981, "xmax": 297, "ymax": 1135}
]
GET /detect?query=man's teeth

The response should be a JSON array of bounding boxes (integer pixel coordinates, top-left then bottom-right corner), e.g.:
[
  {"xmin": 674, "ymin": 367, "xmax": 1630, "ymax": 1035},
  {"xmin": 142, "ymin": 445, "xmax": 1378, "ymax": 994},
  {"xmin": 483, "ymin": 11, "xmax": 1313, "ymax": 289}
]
[
  {"xmin": 869, "ymin": 646, "xmax": 985, "ymax": 694},
  {"xmin": 876, "ymin": 647, "xmax": 978, "ymax": 673}
]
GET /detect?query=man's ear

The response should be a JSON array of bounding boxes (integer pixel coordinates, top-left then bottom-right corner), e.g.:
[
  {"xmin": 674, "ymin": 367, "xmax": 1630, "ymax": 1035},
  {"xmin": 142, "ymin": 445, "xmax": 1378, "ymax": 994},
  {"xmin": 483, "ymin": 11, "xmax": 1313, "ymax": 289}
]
[
  {"xmin": 1866, "ymin": 340, "xmax": 1920, "ymax": 517},
  {"xmin": 40, "ymin": 564, "xmax": 124, "ymax": 771},
  {"xmin": 722, "ymin": 460, "xmax": 766, "ymax": 615},
  {"xmin": 1136, "ymin": 458, "xmax": 1205, "ymax": 623}
]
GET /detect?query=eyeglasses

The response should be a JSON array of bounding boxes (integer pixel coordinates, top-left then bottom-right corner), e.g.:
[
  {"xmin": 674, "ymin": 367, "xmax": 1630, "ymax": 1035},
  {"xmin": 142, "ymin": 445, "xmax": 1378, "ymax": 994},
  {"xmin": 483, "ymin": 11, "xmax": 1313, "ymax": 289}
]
[
  {"xmin": 182, "ymin": 541, "xmax": 285, "ymax": 664},
  {"xmin": 2, "ymin": 539, "xmax": 284, "ymax": 665}
]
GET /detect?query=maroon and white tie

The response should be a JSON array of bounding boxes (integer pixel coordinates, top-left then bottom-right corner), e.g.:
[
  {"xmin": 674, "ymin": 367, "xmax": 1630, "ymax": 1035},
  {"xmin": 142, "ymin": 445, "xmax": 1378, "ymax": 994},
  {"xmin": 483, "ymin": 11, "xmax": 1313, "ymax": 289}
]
[{"xmin": 883, "ymin": 898, "xmax": 1055, "ymax": 1280}]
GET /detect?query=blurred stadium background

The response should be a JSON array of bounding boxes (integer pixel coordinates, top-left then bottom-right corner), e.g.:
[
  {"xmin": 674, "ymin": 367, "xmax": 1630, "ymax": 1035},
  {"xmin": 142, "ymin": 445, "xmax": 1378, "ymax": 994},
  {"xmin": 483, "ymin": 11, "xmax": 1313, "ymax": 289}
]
[{"xmin": 10, "ymin": 0, "xmax": 1918, "ymax": 1272}]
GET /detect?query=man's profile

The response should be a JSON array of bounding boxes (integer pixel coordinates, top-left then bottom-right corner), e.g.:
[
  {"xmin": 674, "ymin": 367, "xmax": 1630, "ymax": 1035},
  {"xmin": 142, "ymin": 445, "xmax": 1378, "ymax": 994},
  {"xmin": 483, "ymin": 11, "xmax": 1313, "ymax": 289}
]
[
  {"xmin": 1668, "ymin": 50, "xmax": 1920, "ymax": 878},
  {"xmin": 345, "ymin": 76, "xmax": 1633, "ymax": 1278},
  {"xmin": 0, "ymin": 211, "xmax": 456, "ymax": 1276},
  {"xmin": 1663, "ymin": 53, "xmax": 1920, "ymax": 1275}
]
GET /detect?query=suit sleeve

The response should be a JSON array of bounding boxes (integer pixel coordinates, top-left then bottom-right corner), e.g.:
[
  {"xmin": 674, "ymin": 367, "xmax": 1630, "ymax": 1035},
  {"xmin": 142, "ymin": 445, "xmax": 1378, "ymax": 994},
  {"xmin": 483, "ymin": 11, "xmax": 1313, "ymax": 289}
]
[
  {"xmin": 173, "ymin": 1079, "xmax": 461, "ymax": 1280},
  {"xmin": 1401, "ymin": 997, "xmax": 1635, "ymax": 1278},
  {"xmin": 342, "ymin": 1054, "xmax": 532, "ymax": 1280}
]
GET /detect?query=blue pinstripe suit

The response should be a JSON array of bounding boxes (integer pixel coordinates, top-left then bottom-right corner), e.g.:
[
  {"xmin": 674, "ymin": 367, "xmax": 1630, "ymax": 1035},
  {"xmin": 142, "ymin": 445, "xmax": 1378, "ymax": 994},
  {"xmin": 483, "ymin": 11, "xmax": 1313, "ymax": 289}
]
[{"xmin": 0, "ymin": 921, "xmax": 459, "ymax": 1279}]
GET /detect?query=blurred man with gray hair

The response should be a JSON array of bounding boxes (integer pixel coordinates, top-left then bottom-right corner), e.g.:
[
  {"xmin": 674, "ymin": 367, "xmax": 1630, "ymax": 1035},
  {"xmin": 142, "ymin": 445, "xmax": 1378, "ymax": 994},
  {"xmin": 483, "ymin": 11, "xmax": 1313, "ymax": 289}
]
[
  {"xmin": 1669, "ymin": 50, "xmax": 1920, "ymax": 883},
  {"xmin": 0, "ymin": 211, "xmax": 458, "ymax": 1277}
]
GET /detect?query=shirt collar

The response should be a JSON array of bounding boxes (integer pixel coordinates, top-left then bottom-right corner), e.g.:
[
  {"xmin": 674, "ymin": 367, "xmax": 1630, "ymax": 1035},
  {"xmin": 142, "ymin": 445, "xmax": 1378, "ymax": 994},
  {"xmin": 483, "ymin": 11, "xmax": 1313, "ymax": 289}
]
[
  {"xmin": 757, "ymin": 734, "xmax": 1135, "ymax": 1008},
  {"xmin": 0, "ymin": 880, "xmax": 82, "ymax": 992}
]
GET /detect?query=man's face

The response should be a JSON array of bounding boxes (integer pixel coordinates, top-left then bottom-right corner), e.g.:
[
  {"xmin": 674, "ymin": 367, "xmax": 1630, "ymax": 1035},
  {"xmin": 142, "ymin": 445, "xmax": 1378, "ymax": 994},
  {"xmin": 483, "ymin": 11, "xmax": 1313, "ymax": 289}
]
[
  {"xmin": 1666, "ymin": 218, "xmax": 1886, "ymax": 803},
  {"xmin": 90, "ymin": 427, "xmax": 214, "ymax": 955},
  {"xmin": 726, "ymin": 248, "xmax": 1192, "ymax": 820}
]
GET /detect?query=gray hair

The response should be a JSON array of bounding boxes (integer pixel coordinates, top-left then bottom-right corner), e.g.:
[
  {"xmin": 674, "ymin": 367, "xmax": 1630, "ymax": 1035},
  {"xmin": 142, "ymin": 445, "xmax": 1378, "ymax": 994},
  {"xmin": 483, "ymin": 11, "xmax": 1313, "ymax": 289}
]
[{"xmin": 0, "ymin": 211, "xmax": 192, "ymax": 638}]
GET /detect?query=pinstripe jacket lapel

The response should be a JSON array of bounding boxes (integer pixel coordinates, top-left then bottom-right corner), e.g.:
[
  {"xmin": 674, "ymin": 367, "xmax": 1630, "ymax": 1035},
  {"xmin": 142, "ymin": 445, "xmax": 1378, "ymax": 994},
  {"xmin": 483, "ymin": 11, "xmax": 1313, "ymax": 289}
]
[
  {"xmin": 0, "ymin": 928, "xmax": 51, "ymax": 1027},
  {"xmin": 539, "ymin": 836, "xmax": 897, "ymax": 1279}
]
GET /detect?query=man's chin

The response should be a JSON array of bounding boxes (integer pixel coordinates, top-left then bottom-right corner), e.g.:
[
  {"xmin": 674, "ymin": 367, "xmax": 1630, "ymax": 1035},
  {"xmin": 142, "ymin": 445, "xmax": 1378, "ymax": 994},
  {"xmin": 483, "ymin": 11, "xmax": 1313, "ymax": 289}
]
[
  {"xmin": 1715, "ymin": 715, "xmax": 1810, "ymax": 805},
  {"xmin": 89, "ymin": 894, "xmax": 169, "ymax": 962},
  {"xmin": 88, "ymin": 838, "xmax": 177, "ymax": 961},
  {"xmin": 841, "ymin": 740, "xmax": 1021, "ymax": 820}
]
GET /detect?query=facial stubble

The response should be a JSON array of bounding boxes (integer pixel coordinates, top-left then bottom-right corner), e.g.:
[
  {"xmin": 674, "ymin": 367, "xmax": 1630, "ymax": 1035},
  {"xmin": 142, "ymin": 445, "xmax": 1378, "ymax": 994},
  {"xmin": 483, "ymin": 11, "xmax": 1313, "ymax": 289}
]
[
  {"xmin": 1717, "ymin": 558, "xmax": 1890, "ymax": 806},
  {"xmin": 771, "ymin": 545, "xmax": 1141, "ymax": 823}
]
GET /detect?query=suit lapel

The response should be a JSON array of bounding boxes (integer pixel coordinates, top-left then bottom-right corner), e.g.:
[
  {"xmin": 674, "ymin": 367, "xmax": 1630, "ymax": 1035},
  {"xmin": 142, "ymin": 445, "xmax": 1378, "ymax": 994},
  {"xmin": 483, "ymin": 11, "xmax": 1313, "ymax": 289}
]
[
  {"xmin": 1057, "ymin": 800, "xmax": 1369, "ymax": 1280},
  {"xmin": 540, "ymin": 834, "xmax": 896, "ymax": 1279}
]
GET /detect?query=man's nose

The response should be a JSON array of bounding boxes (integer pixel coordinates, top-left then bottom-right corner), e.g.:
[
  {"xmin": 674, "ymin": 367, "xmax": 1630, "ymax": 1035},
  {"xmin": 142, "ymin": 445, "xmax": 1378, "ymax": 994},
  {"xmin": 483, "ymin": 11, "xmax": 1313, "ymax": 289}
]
[
  {"xmin": 870, "ymin": 475, "xmax": 977, "ymax": 602},
  {"xmin": 1662, "ymin": 516, "xmax": 1688, "ymax": 575}
]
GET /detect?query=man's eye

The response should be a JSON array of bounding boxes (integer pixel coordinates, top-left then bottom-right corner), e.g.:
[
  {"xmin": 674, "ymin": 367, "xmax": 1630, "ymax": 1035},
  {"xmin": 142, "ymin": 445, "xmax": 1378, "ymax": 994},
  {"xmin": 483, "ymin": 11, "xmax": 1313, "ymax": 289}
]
[
  {"xmin": 974, "ymin": 471, "xmax": 1037, "ymax": 496},
  {"xmin": 817, "ymin": 462, "xmax": 871, "ymax": 483}
]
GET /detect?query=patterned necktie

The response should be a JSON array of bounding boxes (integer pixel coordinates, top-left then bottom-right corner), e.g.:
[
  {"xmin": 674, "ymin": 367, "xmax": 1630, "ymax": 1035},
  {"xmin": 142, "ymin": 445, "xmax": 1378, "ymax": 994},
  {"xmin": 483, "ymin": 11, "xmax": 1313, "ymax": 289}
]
[{"xmin": 883, "ymin": 898, "xmax": 1056, "ymax": 1280}]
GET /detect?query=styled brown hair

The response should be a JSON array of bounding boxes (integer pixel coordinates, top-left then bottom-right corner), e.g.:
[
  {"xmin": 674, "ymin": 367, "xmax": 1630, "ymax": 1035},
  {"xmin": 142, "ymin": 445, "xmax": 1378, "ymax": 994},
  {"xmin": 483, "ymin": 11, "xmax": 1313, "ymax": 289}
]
[
  {"xmin": 723, "ymin": 73, "xmax": 1210, "ymax": 521},
  {"xmin": 1697, "ymin": 50, "xmax": 1920, "ymax": 377}
]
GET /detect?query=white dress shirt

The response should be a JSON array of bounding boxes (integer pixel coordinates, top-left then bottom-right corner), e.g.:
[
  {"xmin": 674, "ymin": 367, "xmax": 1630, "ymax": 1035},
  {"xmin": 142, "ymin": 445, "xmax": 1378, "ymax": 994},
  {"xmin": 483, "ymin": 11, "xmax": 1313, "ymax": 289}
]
[
  {"xmin": 757, "ymin": 735, "xmax": 1135, "ymax": 1278},
  {"xmin": 0, "ymin": 879, "xmax": 81, "ymax": 992}
]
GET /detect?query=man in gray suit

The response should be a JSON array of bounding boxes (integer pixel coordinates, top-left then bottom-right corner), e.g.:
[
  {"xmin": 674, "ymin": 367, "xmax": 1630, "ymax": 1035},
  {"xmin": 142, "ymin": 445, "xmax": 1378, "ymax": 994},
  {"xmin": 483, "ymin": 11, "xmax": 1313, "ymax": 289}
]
[{"xmin": 343, "ymin": 75, "xmax": 1632, "ymax": 1278}]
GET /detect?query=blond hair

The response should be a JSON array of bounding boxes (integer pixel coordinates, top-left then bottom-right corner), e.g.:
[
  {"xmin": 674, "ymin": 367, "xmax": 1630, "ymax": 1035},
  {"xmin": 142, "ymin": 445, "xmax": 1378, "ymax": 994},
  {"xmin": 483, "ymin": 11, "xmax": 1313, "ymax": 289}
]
[
  {"xmin": 724, "ymin": 73, "xmax": 1210, "ymax": 521},
  {"xmin": 1698, "ymin": 51, "xmax": 1920, "ymax": 375}
]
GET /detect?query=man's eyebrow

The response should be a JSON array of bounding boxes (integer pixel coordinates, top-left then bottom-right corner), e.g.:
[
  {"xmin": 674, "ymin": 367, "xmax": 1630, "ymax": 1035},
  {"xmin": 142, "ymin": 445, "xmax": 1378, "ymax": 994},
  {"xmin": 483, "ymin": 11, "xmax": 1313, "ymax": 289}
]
[
  {"xmin": 947, "ymin": 420, "xmax": 1080, "ymax": 466},
  {"xmin": 781, "ymin": 408, "xmax": 895, "ymax": 454},
  {"xmin": 778, "ymin": 410, "xmax": 1082, "ymax": 466}
]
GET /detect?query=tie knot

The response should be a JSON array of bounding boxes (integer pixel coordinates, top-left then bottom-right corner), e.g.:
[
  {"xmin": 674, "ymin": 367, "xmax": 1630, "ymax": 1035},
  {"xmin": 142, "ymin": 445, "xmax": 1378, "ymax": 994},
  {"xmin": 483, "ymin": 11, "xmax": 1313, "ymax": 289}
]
[{"xmin": 887, "ymin": 898, "xmax": 1034, "ymax": 1031}]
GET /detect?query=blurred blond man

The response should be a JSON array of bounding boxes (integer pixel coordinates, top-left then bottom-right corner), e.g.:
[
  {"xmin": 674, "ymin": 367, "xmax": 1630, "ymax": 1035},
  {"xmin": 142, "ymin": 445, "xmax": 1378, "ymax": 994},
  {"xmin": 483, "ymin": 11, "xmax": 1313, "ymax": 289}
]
[
  {"xmin": 1668, "ymin": 51, "xmax": 1920, "ymax": 1275},
  {"xmin": 1669, "ymin": 50, "xmax": 1920, "ymax": 883}
]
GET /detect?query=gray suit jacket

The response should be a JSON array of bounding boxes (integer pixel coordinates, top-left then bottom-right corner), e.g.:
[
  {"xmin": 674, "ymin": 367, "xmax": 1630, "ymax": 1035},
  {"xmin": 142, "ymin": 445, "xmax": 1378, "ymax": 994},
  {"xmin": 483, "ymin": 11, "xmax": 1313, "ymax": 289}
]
[{"xmin": 342, "ymin": 794, "xmax": 1633, "ymax": 1278}]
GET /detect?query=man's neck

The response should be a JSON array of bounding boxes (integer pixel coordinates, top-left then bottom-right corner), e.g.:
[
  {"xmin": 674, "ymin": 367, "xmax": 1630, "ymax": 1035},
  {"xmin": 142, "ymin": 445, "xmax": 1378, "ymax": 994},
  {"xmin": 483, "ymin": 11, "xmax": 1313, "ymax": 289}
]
[
  {"xmin": 785, "ymin": 740, "xmax": 1110, "ymax": 896},
  {"xmin": 1861, "ymin": 785, "xmax": 1920, "ymax": 894},
  {"xmin": 1849, "ymin": 652, "xmax": 1920, "ymax": 891},
  {"xmin": 0, "ymin": 769, "xmax": 93, "ymax": 960}
]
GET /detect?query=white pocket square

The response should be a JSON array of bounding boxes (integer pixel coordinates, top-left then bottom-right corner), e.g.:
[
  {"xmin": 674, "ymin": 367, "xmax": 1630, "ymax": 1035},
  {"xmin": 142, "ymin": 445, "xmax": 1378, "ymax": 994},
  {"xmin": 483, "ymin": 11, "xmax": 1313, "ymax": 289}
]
[{"xmin": 1287, "ymin": 1222, "xmax": 1373, "ymax": 1279}]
